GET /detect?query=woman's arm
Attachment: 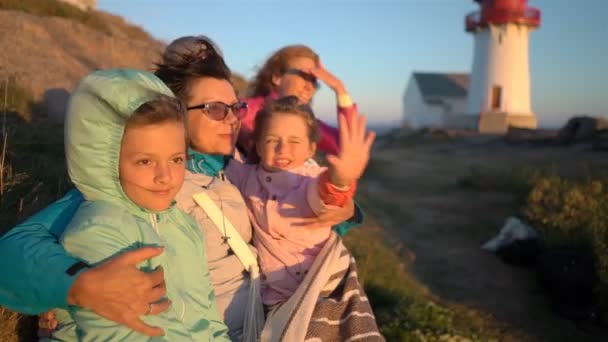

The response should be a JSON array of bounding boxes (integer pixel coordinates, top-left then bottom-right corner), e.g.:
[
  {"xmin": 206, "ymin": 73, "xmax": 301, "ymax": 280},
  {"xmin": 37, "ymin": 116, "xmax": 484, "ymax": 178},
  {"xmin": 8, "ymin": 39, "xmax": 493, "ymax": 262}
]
[
  {"xmin": 61, "ymin": 220, "xmax": 173, "ymax": 341},
  {"xmin": 311, "ymin": 63, "xmax": 358, "ymax": 155},
  {"xmin": 0, "ymin": 189, "xmax": 84, "ymax": 313},
  {"xmin": 0, "ymin": 189, "xmax": 169, "ymax": 337}
]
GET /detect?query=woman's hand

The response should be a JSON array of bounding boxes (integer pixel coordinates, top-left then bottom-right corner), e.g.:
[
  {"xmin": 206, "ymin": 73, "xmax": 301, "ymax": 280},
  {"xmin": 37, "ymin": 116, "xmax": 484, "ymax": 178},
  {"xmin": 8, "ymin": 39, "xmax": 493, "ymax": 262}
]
[
  {"xmin": 68, "ymin": 247, "xmax": 171, "ymax": 337},
  {"xmin": 38, "ymin": 311, "xmax": 58, "ymax": 338},
  {"xmin": 326, "ymin": 110, "xmax": 375, "ymax": 188},
  {"xmin": 309, "ymin": 62, "xmax": 347, "ymax": 96}
]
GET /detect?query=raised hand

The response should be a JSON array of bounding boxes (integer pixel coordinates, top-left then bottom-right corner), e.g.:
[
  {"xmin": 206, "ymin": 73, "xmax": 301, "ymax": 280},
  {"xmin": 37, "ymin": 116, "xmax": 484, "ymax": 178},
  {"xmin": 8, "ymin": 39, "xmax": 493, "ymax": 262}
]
[
  {"xmin": 326, "ymin": 110, "xmax": 376, "ymax": 188},
  {"xmin": 308, "ymin": 61, "xmax": 347, "ymax": 95},
  {"xmin": 68, "ymin": 246, "xmax": 171, "ymax": 336}
]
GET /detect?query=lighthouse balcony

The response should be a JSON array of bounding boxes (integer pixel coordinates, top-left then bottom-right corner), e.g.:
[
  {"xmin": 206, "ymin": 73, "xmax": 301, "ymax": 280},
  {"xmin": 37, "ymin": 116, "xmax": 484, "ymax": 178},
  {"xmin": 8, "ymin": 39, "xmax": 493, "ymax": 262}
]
[{"xmin": 465, "ymin": 7, "xmax": 540, "ymax": 32}]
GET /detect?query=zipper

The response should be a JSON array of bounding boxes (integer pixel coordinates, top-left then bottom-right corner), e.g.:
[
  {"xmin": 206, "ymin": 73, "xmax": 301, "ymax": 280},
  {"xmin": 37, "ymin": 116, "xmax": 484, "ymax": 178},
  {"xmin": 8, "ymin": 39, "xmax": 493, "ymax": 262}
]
[
  {"xmin": 218, "ymin": 170, "xmax": 226, "ymax": 182},
  {"xmin": 149, "ymin": 214, "xmax": 160, "ymax": 235},
  {"xmin": 180, "ymin": 297, "xmax": 186, "ymax": 321}
]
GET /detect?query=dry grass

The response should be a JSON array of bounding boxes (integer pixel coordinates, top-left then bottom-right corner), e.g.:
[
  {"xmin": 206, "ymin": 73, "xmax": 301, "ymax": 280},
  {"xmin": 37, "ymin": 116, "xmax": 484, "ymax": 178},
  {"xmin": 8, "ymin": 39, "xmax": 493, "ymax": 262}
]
[
  {"xmin": 0, "ymin": 9, "xmax": 164, "ymax": 103},
  {"xmin": 0, "ymin": 308, "xmax": 36, "ymax": 342}
]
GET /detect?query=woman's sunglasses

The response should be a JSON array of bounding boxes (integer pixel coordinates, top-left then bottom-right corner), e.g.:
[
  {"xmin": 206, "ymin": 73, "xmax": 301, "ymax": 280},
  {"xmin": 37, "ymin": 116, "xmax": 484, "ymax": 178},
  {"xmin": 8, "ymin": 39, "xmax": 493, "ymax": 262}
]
[
  {"xmin": 186, "ymin": 101, "xmax": 248, "ymax": 121},
  {"xmin": 284, "ymin": 69, "xmax": 320, "ymax": 89}
]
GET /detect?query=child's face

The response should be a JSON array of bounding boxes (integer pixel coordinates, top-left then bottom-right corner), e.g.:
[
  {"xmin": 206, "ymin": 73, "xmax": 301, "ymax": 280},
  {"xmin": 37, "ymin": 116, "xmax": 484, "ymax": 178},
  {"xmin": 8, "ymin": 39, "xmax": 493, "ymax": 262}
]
[
  {"xmin": 256, "ymin": 113, "xmax": 316, "ymax": 172},
  {"xmin": 119, "ymin": 121, "xmax": 187, "ymax": 211}
]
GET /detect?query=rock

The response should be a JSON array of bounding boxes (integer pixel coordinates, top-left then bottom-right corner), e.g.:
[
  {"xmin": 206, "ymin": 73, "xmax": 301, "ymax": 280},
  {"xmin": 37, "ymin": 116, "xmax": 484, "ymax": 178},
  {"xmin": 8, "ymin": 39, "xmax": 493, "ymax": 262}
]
[
  {"xmin": 593, "ymin": 130, "xmax": 608, "ymax": 151},
  {"xmin": 556, "ymin": 116, "xmax": 608, "ymax": 145}
]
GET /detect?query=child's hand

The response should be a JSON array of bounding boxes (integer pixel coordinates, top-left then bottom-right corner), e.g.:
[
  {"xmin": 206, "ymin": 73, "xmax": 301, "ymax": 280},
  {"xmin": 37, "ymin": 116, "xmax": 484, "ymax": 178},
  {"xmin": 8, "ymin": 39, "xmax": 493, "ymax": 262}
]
[
  {"xmin": 309, "ymin": 61, "xmax": 347, "ymax": 95},
  {"xmin": 38, "ymin": 310, "xmax": 58, "ymax": 337},
  {"xmin": 327, "ymin": 110, "xmax": 375, "ymax": 188}
]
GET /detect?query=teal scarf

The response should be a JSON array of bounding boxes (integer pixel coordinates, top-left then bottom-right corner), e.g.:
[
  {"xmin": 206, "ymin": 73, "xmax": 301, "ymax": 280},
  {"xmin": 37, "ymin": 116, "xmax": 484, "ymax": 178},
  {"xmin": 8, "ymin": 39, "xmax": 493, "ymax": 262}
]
[{"xmin": 187, "ymin": 148, "xmax": 228, "ymax": 176}]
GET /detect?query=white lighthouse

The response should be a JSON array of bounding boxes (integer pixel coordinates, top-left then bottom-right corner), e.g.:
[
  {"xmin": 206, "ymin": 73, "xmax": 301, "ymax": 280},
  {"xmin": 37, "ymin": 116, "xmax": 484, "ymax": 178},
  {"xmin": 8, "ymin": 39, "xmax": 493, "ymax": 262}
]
[{"xmin": 464, "ymin": 0, "xmax": 541, "ymax": 133}]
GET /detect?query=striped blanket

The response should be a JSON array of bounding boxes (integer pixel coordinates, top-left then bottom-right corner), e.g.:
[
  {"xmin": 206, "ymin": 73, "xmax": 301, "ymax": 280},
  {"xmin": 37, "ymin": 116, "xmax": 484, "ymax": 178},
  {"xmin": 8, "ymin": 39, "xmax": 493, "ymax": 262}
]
[{"xmin": 261, "ymin": 233, "xmax": 384, "ymax": 341}]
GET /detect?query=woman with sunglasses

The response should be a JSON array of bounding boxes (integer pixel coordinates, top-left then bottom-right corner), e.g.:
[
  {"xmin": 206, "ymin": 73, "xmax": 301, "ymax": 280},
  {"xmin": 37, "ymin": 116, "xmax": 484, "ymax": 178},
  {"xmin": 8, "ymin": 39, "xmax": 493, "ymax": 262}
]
[
  {"xmin": 2, "ymin": 36, "xmax": 359, "ymax": 342},
  {"xmin": 239, "ymin": 44, "xmax": 356, "ymax": 158}
]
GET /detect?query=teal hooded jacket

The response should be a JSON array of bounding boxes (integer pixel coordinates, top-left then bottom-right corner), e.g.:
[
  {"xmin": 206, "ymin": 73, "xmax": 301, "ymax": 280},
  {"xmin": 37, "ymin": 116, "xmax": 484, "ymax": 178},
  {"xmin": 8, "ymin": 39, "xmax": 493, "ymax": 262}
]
[
  {"xmin": 0, "ymin": 78, "xmax": 364, "ymax": 318},
  {"xmin": 52, "ymin": 69, "xmax": 229, "ymax": 341}
]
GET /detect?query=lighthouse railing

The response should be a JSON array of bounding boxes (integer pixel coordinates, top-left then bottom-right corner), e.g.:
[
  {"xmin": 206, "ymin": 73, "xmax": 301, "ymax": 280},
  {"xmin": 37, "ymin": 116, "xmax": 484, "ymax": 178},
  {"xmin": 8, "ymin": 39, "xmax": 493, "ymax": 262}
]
[{"xmin": 465, "ymin": 7, "xmax": 541, "ymax": 32}]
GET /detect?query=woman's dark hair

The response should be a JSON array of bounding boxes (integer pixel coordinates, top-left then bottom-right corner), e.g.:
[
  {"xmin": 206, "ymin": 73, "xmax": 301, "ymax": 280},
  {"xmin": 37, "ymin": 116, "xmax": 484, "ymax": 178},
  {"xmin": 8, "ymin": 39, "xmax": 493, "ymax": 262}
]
[{"xmin": 154, "ymin": 40, "xmax": 232, "ymax": 103}]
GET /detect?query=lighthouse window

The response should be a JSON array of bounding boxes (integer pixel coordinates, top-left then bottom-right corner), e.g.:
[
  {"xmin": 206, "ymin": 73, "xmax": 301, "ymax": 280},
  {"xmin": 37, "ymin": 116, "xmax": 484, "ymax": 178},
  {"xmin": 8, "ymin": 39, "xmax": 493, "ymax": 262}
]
[{"xmin": 491, "ymin": 86, "xmax": 502, "ymax": 110}]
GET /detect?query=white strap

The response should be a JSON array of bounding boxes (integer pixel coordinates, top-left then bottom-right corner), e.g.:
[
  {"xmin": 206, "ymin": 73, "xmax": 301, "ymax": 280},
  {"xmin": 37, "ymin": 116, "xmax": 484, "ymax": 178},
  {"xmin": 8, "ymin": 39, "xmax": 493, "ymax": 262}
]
[{"xmin": 192, "ymin": 192, "xmax": 259, "ymax": 276}]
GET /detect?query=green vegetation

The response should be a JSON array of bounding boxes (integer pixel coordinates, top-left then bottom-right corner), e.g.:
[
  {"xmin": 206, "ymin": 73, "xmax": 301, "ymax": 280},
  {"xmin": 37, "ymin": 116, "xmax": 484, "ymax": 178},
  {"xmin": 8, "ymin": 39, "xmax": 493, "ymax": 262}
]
[
  {"xmin": 1, "ymin": 77, "xmax": 35, "ymax": 122},
  {"xmin": 345, "ymin": 217, "xmax": 495, "ymax": 341},
  {"xmin": 458, "ymin": 162, "xmax": 608, "ymax": 326},
  {"xmin": 0, "ymin": 118, "xmax": 69, "ymax": 231},
  {"xmin": 0, "ymin": 79, "xmax": 68, "ymax": 230},
  {"xmin": 523, "ymin": 177, "xmax": 608, "ymax": 323},
  {"xmin": 458, "ymin": 164, "xmax": 545, "ymax": 197}
]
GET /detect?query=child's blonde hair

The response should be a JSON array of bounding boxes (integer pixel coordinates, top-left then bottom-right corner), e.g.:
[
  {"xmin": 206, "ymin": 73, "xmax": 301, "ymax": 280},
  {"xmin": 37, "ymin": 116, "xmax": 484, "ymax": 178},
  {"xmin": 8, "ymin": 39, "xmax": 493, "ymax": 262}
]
[{"xmin": 250, "ymin": 96, "xmax": 320, "ymax": 163}]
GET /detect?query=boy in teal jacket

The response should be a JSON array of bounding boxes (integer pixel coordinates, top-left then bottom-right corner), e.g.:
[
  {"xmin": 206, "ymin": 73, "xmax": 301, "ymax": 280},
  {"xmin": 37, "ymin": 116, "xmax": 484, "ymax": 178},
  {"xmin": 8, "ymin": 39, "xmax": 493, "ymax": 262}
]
[{"xmin": 56, "ymin": 69, "xmax": 229, "ymax": 341}]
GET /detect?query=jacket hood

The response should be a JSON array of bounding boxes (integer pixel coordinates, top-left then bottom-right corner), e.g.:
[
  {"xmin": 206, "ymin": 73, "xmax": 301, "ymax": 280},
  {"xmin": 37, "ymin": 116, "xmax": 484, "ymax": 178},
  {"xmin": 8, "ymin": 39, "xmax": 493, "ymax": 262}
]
[{"xmin": 64, "ymin": 69, "xmax": 176, "ymax": 212}]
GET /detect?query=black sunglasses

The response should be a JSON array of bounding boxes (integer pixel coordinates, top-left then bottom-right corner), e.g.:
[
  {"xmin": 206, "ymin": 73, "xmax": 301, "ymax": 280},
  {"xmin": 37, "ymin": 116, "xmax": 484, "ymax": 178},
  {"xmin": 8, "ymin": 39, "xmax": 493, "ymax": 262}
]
[
  {"xmin": 187, "ymin": 101, "xmax": 248, "ymax": 121},
  {"xmin": 284, "ymin": 69, "xmax": 320, "ymax": 89}
]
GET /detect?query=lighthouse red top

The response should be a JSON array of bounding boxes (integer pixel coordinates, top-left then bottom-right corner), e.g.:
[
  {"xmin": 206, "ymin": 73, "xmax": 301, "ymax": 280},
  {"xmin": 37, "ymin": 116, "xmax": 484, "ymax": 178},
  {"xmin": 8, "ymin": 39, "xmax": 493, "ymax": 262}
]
[{"xmin": 465, "ymin": 0, "xmax": 541, "ymax": 32}]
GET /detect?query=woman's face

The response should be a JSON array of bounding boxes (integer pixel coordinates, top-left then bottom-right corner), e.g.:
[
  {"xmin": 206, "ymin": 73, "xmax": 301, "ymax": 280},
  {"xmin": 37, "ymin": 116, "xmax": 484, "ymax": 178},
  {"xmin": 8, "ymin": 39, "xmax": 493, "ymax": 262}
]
[
  {"xmin": 272, "ymin": 56, "xmax": 318, "ymax": 104},
  {"xmin": 186, "ymin": 77, "xmax": 240, "ymax": 155}
]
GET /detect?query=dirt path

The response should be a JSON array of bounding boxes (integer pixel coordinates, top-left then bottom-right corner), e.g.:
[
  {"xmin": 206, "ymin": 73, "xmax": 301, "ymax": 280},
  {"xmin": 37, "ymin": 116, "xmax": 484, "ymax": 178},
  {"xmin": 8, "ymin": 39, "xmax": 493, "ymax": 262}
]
[{"xmin": 361, "ymin": 137, "xmax": 608, "ymax": 341}]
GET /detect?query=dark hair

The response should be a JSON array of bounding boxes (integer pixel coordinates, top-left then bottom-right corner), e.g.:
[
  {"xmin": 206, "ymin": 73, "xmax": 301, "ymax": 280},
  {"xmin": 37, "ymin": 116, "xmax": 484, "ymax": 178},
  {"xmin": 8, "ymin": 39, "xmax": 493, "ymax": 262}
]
[
  {"xmin": 252, "ymin": 96, "xmax": 320, "ymax": 144},
  {"xmin": 154, "ymin": 50, "xmax": 232, "ymax": 103},
  {"xmin": 248, "ymin": 45, "xmax": 319, "ymax": 98},
  {"xmin": 127, "ymin": 94, "xmax": 187, "ymax": 129}
]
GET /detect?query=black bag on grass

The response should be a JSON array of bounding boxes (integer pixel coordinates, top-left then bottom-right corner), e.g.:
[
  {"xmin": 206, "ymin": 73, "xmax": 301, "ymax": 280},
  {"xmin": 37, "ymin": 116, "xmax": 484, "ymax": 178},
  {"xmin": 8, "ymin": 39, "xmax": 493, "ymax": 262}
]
[
  {"xmin": 536, "ymin": 247, "xmax": 600, "ymax": 322},
  {"xmin": 496, "ymin": 238, "xmax": 541, "ymax": 267}
]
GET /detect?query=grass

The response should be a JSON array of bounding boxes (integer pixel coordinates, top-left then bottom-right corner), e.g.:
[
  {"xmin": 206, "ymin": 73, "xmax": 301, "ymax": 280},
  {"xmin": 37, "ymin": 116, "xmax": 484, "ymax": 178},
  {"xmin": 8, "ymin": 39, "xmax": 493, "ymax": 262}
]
[
  {"xmin": 346, "ymin": 207, "xmax": 499, "ymax": 341},
  {"xmin": 457, "ymin": 164, "xmax": 545, "ymax": 197},
  {"xmin": 1, "ymin": 77, "xmax": 35, "ymax": 123},
  {"xmin": 0, "ymin": 0, "xmax": 154, "ymax": 41},
  {"xmin": 377, "ymin": 128, "xmax": 455, "ymax": 150},
  {"xmin": 0, "ymin": 309, "xmax": 36, "ymax": 342},
  {"xmin": 0, "ymin": 0, "xmax": 111, "ymax": 35},
  {"xmin": 0, "ymin": 118, "xmax": 69, "ymax": 231},
  {"xmin": 523, "ymin": 176, "xmax": 608, "ymax": 324}
]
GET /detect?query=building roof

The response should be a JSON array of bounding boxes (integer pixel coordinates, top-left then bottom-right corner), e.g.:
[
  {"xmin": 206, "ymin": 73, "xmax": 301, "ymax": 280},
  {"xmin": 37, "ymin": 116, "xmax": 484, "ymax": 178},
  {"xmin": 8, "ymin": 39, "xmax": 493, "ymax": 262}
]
[{"xmin": 413, "ymin": 72, "xmax": 469, "ymax": 99}]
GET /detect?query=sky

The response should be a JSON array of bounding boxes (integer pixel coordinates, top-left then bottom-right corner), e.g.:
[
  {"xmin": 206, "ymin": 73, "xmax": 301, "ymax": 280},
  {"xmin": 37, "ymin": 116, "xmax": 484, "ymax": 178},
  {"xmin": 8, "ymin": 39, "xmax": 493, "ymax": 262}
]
[{"xmin": 97, "ymin": 0, "xmax": 607, "ymax": 129}]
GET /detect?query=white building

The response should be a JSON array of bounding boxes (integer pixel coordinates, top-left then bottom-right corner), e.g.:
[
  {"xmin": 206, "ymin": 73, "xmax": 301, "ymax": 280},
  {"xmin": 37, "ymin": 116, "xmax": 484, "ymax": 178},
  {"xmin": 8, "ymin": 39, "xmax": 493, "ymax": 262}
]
[{"xmin": 402, "ymin": 72, "xmax": 470, "ymax": 129}]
